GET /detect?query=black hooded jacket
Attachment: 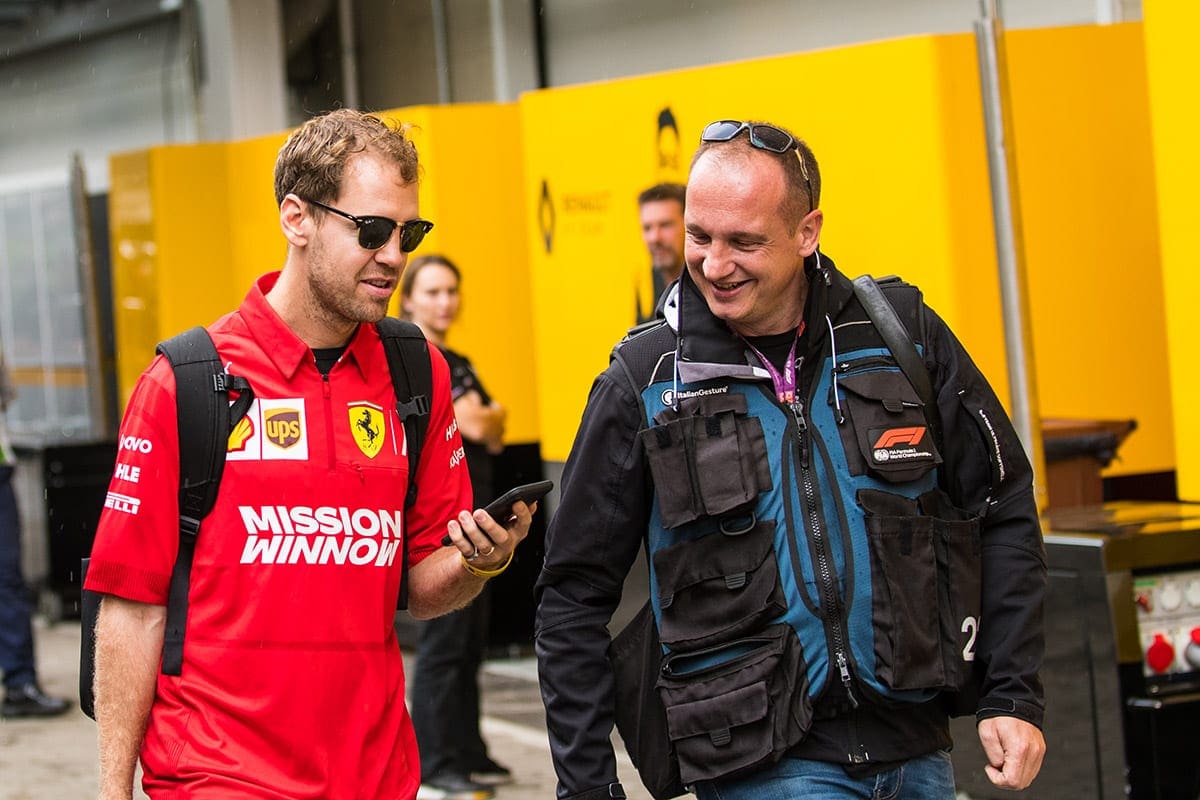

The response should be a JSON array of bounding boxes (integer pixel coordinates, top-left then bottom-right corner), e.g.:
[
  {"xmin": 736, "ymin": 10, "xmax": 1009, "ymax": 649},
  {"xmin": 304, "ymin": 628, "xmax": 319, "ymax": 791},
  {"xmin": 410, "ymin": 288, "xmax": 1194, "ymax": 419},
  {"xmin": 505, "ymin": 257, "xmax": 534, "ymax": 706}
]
[{"xmin": 535, "ymin": 254, "xmax": 1046, "ymax": 799}]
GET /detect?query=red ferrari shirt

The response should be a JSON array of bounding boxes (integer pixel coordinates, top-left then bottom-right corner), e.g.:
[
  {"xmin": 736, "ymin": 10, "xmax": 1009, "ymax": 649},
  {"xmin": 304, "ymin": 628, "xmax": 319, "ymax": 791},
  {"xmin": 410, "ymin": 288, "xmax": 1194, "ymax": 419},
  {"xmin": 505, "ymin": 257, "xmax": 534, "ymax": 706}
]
[{"xmin": 85, "ymin": 272, "xmax": 472, "ymax": 799}]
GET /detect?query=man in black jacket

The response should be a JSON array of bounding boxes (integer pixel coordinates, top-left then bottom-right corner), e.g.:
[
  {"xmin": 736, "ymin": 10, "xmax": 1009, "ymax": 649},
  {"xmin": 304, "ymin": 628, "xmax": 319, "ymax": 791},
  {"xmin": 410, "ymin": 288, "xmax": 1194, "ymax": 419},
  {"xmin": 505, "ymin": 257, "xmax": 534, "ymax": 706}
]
[{"xmin": 534, "ymin": 119, "xmax": 1046, "ymax": 800}]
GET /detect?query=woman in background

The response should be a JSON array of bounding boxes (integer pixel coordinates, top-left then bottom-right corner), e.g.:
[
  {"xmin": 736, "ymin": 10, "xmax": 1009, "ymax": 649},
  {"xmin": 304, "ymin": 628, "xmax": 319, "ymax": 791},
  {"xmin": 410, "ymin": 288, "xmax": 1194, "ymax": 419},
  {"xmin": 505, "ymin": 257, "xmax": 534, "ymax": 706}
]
[{"xmin": 402, "ymin": 255, "xmax": 510, "ymax": 800}]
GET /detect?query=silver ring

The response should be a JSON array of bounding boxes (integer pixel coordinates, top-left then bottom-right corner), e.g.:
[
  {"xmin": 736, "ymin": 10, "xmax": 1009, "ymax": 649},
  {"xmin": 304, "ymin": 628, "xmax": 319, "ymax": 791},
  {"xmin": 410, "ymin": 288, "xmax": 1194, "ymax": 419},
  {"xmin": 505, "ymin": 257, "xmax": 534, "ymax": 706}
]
[
  {"xmin": 480, "ymin": 545, "xmax": 496, "ymax": 557},
  {"xmin": 466, "ymin": 547, "xmax": 480, "ymax": 561}
]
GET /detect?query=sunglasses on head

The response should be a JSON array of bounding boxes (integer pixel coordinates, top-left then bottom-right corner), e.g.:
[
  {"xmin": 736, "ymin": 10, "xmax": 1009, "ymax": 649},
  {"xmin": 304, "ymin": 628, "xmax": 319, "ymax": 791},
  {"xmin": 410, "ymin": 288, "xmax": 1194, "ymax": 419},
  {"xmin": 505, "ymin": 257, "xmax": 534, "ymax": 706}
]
[
  {"xmin": 303, "ymin": 197, "xmax": 434, "ymax": 253},
  {"xmin": 700, "ymin": 120, "xmax": 815, "ymax": 209}
]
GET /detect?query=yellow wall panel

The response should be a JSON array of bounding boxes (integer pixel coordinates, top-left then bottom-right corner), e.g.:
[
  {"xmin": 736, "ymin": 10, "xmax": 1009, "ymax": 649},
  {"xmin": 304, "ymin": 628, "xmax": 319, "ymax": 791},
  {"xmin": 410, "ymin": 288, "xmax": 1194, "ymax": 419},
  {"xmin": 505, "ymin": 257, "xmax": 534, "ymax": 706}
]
[
  {"xmin": 110, "ymin": 144, "xmax": 237, "ymax": 403},
  {"xmin": 521, "ymin": 27, "xmax": 1173, "ymax": 477},
  {"xmin": 520, "ymin": 36, "xmax": 1006, "ymax": 462},
  {"xmin": 109, "ymin": 106, "xmax": 538, "ymax": 445},
  {"xmin": 227, "ymin": 131, "xmax": 290, "ymax": 291},
  {"xmin": 1144, "ymin": 0, "xmax": 1200, "ymax": 498},
  {"xmin": 105, "ymin": 26, "xmax": 1176, "ymax": 480},
  {"xmin": 1006, "ymin": 22, "xmax": 1174, "ymax": 477},
  {"xmin": 395, "ymin": 103, "xmax": 539, "ymax": 445},
  {"xmin": 109, "ymin": 149, "xmax": 159, "ymax": 406},
  {"xmin": 148, "ymin": 145, "xmax": 237, "ymax": 342}
]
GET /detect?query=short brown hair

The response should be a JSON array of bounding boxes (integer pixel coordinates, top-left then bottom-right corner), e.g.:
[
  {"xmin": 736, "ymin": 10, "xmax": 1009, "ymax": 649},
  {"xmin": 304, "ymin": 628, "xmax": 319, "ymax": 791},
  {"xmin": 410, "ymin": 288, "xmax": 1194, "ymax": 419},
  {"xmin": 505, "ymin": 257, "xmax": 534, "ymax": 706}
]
[
  {"xmin": 273, "ymin": 109, "xmax": 420, "ymax": 207},
  {"xmin": 637, "ymin": 182, "xmax": 686, "ymax": 209}
]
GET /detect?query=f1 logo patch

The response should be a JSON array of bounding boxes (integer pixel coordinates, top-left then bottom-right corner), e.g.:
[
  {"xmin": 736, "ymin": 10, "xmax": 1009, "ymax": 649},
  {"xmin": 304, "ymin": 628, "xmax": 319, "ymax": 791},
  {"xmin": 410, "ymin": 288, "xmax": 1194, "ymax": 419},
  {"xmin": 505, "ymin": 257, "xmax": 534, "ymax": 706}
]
[
  {"xmin": 872, "ymin": 426, "xmax": 926, "ymax": 449},
  {"xmin": 869, "ymin": 425, "xmax": 934, "ymax": 464}
]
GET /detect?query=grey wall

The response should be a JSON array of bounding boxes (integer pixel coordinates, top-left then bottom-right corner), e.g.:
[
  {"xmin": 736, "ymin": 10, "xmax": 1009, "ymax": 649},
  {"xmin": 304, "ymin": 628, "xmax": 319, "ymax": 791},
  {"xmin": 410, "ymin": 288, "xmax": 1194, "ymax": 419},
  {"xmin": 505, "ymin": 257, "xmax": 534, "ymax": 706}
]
[
  {"xmin": 0, "ymin": 0, "xmax": 1143, "ymax": 188},
  {"xmin": 539, "ymin": 0, "xmax": 1140, "ymax": 86},
  {"xmin": 0, "ymin": 16, "xmax": 194, "ymax": 193}
]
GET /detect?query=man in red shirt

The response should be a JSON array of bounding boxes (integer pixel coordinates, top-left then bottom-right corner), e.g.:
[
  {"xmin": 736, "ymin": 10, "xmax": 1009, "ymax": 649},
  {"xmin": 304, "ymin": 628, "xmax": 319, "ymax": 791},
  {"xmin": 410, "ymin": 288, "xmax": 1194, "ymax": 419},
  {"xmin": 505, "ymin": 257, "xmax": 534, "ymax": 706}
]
[{"xmin": 84, "ymin": 109, "xmax": 532, "ymax": 800}]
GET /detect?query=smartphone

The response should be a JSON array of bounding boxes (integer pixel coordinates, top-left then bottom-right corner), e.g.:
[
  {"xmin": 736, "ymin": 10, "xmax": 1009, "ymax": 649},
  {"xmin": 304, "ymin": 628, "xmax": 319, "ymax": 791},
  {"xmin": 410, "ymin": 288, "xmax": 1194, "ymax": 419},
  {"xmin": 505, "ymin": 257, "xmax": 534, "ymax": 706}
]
[{"xmin": 441, "ymin": 480, "xmax": 554, "ymax": 545}]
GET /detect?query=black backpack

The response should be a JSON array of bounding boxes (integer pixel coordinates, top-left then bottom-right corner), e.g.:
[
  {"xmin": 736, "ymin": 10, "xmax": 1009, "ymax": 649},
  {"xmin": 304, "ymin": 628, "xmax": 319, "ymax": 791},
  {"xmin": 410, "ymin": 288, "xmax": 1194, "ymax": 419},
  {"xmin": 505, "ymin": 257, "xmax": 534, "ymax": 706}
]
[{"xmin": 79, "ymin": 317, "xmax": 432, "ymax": 719}]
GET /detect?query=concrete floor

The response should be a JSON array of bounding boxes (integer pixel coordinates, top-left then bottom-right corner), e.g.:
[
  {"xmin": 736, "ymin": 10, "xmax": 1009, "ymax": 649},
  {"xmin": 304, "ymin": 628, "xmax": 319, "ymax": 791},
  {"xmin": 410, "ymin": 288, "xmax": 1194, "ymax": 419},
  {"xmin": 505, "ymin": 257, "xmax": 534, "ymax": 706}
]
[{"xmin": 0, "ymin": 618, "xmax": 654, "ymax": 800}]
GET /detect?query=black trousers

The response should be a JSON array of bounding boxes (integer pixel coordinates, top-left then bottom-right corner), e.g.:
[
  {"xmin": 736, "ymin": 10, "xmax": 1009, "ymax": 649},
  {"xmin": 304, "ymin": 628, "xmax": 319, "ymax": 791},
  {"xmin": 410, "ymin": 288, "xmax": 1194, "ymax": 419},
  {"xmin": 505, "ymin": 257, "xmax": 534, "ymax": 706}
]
[
  {"xmin": 409, "ymin": 585, "xmax": 492, "ymax": 780},
  {"xmin": 0, "ymin": 465, "xmax": 36, "ymax": 690}
]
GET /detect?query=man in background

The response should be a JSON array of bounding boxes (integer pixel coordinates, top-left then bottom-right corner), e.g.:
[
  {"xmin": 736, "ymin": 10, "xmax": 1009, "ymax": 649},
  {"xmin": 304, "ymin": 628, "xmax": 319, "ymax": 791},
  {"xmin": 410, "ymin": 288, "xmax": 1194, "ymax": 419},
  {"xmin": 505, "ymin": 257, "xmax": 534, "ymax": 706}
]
[
  {"xmin": 0, "ymin": 342, "xmax": 71, "ymax": 718},
  {"xmin": 636, "ymin": 182, "xmax": 686, "ymax": 322}
]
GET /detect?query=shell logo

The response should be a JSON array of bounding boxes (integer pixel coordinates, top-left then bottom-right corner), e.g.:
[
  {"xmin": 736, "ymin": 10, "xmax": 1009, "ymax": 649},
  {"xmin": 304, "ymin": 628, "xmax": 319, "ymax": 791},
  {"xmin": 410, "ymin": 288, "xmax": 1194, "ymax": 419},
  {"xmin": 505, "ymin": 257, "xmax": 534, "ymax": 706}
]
[{"xmin": 228, "ymin": 415, "xmax": 255, "ymax": 452}]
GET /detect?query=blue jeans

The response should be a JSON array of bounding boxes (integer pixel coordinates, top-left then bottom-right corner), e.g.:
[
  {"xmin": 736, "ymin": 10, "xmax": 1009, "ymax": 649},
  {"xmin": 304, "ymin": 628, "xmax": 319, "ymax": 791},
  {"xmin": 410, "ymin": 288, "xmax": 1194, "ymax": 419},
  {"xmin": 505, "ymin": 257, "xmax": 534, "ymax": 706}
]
[
  {"xmin": 693, "ymin": 750, "xmax": 956, "ymax": 800},
  {"xmin": 0, "ymin": 465, "xmax": 36, "ymax": 690}
]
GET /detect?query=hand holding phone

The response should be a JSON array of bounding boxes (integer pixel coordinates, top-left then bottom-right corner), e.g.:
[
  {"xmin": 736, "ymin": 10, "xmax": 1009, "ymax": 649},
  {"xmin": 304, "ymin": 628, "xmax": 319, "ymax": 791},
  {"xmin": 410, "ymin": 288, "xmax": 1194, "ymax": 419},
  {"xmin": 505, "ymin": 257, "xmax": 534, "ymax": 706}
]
[{"xmin": 441, "ymin": 480, "xmax": 553, "ymax": 545}]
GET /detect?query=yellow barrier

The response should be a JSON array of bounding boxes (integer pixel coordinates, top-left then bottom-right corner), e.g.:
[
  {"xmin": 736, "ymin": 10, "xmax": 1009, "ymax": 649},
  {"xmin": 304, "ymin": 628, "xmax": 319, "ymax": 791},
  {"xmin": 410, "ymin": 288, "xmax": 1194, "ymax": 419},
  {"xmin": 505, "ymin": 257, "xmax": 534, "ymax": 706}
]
[
  {"xmin": 520, "ymin": 25, "xmax": 1172, "ymax": 479},
  {"xmin": 400, "ymin": 103, "xmax": 538, "ymax": 445},
  {"xmin": 109, "ymin": 104, "xmax": 537, "ymax": 445},
  {"xmin": 109, "ymin": 24, "xmax": 1176, "ymax": 483},
  {"xmin": 1007, "ymin": 22, "xmax": 1173, "ymax": 480},
  {"xmin": 1144, "ymin": 0, "xmax": 1199, "ymax": 500},
  {"xmin": 110, "ymin": 144, "xmax": 238, "ymax": 408}
]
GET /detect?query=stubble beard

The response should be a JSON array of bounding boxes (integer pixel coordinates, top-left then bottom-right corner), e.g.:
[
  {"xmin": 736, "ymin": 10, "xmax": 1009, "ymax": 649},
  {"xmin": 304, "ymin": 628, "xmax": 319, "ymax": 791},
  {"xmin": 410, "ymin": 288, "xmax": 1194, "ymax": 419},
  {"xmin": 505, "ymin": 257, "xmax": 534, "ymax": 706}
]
[{"xmin": 306, "ymin": 243, "xmax": 393, "ymax": 334}]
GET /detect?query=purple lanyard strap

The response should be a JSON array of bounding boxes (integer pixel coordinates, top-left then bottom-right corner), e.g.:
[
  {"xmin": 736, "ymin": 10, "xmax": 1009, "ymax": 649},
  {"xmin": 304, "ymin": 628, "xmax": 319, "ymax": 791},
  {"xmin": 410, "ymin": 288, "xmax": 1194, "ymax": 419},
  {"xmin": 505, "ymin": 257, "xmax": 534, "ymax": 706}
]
[{"xmin": 741, "ymin": 322, "xmax": 806, "ymax": 404}]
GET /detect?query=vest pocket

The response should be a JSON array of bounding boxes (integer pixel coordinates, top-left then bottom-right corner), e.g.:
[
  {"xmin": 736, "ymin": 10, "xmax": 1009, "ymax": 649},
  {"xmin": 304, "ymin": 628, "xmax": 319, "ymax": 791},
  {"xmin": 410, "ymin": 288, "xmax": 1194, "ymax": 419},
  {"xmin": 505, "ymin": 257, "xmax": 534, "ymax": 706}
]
[
  {"xmin": 833, "ymin": 368, "xmax": 941, "ymax": 483},
  {"xmin": 859, "ymin": 488, "xmax": 982, "ymax": 692},
  {"xmin": 640, "ymin": 391, "xmax": 772, "ymax": 528},
  {"xmin": 653, "ymin": 520, "xmax": 786, "ymax": 651},
  {"xmin": 657, "ymin": 624, "xmax": 811, "ymax": 786}
]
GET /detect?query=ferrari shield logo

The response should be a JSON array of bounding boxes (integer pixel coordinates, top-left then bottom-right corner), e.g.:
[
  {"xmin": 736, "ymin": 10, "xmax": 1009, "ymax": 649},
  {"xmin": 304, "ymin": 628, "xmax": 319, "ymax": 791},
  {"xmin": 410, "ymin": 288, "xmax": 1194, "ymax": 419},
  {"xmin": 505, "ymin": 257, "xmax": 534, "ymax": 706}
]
[{"xmin": 349, "ymin": 402, "xmax": 385, "ymax": 458}]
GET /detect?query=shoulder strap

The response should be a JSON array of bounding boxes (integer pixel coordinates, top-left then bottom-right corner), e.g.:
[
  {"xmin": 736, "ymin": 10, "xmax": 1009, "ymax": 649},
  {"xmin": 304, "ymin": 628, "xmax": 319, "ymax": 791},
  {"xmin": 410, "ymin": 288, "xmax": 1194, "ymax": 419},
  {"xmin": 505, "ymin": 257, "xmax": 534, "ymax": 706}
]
[
  {"xmin": 851, "ymin": 275, "xmax": 942, "ymax": 443},
  {"xmin": 157, "ymin": 327, "xmax": 253, "ymax": 676},
  {"xmin": 375, "ymin": 317, "xmax": 432, "ymax": 611},
  {"xmin": 611, "ymin": 322, "xmax": 677, "ymax": 391}
]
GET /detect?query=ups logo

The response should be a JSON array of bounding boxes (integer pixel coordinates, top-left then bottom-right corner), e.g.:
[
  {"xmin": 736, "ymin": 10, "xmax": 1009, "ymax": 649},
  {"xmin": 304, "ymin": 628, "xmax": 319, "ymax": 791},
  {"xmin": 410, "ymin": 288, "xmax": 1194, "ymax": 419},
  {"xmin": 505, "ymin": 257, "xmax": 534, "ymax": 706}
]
[{"xmin": 264, "ymin": 408, "xmax": 303, "ymax": 449}]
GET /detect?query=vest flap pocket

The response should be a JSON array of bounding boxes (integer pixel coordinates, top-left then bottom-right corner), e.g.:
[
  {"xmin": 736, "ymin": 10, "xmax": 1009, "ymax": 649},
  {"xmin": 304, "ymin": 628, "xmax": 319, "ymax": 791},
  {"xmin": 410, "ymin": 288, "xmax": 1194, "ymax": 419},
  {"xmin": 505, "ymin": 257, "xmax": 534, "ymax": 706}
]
[
  {"xmin": 657, "ymin": 625, "xmax": 811, "ymax": 785},
  {"xmin": 839, "ymin": 370, "xmax": 921, "ymax": 407},
  {"xmin": 863, "ymin": 502, "xmax": 942, "ymax": 691},
  {"xmin": 860, "ymin": 487, "xmax": 982, "ymax": 694},
  {"xmin": 641, "ymin": 389, "xmax": 771, "ymax": 528},
  {"xmin": 835, "ymin": 370, "xmax": 940, "ymax": 483},
  {"xmin": 639, "ymin": 419, "xmax": 702, "ymax": 528},
  {"xmin": 653, "ymin": 523, "xmax": 786, "ymax": 651},
  {"xmin": 665, "ymin": 681, "xmax": 768, "ymax": 741},
  {"xmin": 654, "ymin": 520, "xmax": 774, "ymax": 596}
]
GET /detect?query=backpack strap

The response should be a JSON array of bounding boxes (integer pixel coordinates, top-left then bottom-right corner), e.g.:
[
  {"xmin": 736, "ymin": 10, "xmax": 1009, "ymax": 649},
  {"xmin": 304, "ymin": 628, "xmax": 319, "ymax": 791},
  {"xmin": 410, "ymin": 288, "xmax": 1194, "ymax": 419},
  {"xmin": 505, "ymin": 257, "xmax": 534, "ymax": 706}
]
[
  {"xmin": 375, "ymin": 317, "xmax": 433, "ymax": 611},
  {"xmin": 157, "ymin": 327, "xmax": 253, "ymax": 676},
  {"xmin": 851, "ymin": 275, "xmax": 942, "ymax": 445}
]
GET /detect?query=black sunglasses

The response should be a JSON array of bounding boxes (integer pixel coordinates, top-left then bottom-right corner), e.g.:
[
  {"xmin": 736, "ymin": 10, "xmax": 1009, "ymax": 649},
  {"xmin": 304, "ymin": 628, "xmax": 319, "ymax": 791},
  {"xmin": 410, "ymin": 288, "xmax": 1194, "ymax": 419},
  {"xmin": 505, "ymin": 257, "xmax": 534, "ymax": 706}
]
[
  {"xmin": 303, "ymin": 198, "xmax": 434, "ymax": 253},
  {"xmin": 700, "ymin": 120, "xmax": 815, "ymax": 210}
]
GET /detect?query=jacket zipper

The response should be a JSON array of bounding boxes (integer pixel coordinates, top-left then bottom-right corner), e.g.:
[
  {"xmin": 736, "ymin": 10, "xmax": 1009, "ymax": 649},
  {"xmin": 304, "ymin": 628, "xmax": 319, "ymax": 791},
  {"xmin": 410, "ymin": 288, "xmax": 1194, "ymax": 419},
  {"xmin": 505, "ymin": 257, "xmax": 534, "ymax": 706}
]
[
  {"xmin": 323, "ymin": 374, "xmax": 336, "ymax": 471},
  {"xmin": 786, "ymin": 393, "xmax": 857, "ymax": 712},
  {"xmin": 788, "ymin": 355, "xmax": 871, "ymax": 764}
]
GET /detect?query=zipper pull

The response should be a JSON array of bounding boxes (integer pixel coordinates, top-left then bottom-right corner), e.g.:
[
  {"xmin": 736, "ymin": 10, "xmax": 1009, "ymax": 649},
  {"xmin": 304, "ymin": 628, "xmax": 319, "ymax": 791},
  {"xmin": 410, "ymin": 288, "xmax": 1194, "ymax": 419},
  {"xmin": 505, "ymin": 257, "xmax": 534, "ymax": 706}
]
[
  {"xmin": 790, "ymin": 399, "xmax": 809, "ymax": 468},
  {"xmin": 837, "ymin": 651, "xmax": 859, "ymax": 709}
]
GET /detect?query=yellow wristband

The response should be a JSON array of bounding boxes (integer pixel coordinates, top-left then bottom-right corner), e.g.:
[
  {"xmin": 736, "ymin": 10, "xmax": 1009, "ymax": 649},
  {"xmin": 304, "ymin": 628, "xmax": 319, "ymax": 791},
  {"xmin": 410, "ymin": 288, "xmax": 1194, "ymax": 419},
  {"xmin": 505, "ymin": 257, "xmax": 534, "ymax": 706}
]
[{"xmin": 460, "ymin": 550, "xmax": 513, "ymax": 579}]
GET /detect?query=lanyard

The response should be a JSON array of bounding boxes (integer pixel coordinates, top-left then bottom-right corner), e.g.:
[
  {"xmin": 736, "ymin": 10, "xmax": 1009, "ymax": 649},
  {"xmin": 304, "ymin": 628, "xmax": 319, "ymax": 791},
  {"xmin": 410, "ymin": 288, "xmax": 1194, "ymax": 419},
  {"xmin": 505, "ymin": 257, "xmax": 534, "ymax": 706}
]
[{"xmin": 742, "ymin": 321, "xmax": 805, "ymax": 403}]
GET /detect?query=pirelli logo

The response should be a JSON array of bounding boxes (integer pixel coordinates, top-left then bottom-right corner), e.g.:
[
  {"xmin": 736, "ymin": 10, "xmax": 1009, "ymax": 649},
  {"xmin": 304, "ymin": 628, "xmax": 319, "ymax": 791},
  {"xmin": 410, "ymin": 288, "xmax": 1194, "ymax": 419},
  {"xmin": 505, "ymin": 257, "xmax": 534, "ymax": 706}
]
[{"xmin": 104, "ymin": 491, "xmax": 141, "ymax": 516}]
